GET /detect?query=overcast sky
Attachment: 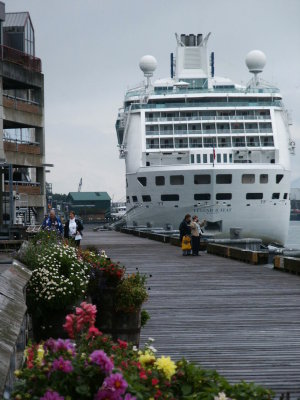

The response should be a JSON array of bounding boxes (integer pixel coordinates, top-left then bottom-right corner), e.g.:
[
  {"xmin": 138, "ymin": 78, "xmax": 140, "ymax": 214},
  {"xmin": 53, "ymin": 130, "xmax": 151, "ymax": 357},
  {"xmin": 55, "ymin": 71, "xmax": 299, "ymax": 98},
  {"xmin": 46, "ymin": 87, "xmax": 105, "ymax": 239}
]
[{"xmin": 7, "ymin": 0, "xmax": 300, "ymax": 199}]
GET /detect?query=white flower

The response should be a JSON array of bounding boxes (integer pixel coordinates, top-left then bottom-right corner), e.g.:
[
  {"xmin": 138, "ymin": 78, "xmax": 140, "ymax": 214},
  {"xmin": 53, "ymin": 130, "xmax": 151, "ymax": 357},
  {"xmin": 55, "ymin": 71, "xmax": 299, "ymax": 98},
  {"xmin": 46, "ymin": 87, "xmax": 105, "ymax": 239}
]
[
  {"xmin": 214, "ymin": 393, "xmax": 230, "ymax": 400},
  {"xmin": 132, "ymin": 346, "xmax": 138, "ymax": 352},
  {"xmin": 148, "ymin": 337, "xmax": 155, "ymax": 342},
  {"xmin": 148, "ymin": 345, "xmax": 157, "ymax": 353}
]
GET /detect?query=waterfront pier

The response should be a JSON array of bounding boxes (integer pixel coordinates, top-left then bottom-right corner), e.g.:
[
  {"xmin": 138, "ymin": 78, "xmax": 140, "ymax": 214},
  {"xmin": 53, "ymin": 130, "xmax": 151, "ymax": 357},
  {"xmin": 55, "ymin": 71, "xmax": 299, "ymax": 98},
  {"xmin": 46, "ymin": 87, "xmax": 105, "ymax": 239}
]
[{"xmin": 84, "ymin": 229, "xmax": 300, "ymax": 397}]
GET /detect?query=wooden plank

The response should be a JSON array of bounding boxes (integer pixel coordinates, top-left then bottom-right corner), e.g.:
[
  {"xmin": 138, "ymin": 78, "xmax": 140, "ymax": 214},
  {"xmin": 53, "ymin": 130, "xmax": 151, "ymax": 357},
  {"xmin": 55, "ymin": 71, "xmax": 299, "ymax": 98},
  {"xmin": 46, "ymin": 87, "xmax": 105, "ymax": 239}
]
[{"xmin": 83, "ymin": 230, "xmax": 300, "ymax": 397}]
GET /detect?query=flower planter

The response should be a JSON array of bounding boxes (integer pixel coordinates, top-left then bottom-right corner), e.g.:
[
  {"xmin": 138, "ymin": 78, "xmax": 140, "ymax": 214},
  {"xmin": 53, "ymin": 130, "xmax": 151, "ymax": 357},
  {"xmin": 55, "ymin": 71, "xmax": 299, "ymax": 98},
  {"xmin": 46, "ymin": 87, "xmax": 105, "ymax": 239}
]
[
  {"xmin": 31, "ymin": 308, "xmax": 71, "ymax": 342},
  {"xmin": 92, "ymin": 288, "xmax": 141, "ymax": 346}
]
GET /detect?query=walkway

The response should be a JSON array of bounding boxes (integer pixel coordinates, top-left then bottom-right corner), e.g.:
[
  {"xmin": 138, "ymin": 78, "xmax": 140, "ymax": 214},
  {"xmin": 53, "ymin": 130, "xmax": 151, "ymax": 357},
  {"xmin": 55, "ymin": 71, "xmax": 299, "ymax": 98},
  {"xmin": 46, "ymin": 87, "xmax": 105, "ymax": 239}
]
[{"xmin": 83, "ymin": 229, "xmax": 300, "ymax": 396}]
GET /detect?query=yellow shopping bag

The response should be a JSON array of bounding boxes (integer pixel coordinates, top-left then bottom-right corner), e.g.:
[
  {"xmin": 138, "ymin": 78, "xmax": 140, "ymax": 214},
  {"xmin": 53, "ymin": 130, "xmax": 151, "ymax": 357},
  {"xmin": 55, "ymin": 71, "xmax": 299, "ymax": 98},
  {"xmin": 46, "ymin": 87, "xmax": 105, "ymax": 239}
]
[{"xmin": 181, "ymin": 235, "xmax": 192, "ymax": 251}]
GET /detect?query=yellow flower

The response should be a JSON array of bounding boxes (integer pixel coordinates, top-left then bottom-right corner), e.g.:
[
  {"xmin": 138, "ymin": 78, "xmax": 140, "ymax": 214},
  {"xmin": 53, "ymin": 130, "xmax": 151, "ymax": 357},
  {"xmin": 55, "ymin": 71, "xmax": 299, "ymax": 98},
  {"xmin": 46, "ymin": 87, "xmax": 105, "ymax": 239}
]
[
  {"xmin": 36, "ymin": 345, "xmax": 44, "ymax": 364},
  {"xmin": 154, "ymin": 355, "xmax": 176, "ymax": 379},
  {"xmin": 14, "ymin": 369, "xmax": 22, "ymax": 377},
  {"xmin": 139, "ymin": 351, "xmax": 156, "ymax": 366}
]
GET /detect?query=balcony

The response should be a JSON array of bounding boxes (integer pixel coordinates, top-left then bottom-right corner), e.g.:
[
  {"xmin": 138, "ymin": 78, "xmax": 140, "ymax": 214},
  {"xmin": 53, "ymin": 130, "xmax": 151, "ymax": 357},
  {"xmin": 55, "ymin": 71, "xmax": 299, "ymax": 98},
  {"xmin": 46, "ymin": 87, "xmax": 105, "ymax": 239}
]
[
  {"xmin": 0, "ymin": 45, "xmax": 42, "ymax": 73},
  {"xmin": 3, "ymin": 139, "xmax": 41, "ymax": 155},
  {"xmin": 3, "ymin": 95, "xmax": 42, "ymax": 115},
  {"xmin": 4, "ymin": 181, "xmax": 41, "ymax": 195}
]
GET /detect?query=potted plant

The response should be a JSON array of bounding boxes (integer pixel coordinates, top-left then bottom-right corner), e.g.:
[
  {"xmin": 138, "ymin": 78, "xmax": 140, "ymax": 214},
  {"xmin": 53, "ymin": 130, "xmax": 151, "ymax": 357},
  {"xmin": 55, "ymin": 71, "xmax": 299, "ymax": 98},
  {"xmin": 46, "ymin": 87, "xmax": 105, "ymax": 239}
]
[
  {"xmin": 84, "ymin": 250, "xmax": 148, "ymax": 345},
  {"xmin": 19, "ymin": 235, "xmax": 90, "ymax": 341}
]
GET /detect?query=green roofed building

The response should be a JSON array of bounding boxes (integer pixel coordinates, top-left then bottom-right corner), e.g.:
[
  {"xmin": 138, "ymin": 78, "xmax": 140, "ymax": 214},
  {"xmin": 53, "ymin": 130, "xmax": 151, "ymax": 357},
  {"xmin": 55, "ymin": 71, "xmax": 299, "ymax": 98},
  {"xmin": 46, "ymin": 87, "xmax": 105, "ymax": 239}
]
[{"xmin": 66, "ymin": 192, "xmax": 111, "ymax": 223}]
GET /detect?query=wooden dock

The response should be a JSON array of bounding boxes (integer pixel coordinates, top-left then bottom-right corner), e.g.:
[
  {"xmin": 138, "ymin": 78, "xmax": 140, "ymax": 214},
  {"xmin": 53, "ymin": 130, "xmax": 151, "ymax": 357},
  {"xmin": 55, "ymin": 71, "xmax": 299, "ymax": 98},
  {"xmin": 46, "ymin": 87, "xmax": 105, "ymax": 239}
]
[{"xmin": 83, "ymin": 230, "xmax": 300, "ymax": 397}]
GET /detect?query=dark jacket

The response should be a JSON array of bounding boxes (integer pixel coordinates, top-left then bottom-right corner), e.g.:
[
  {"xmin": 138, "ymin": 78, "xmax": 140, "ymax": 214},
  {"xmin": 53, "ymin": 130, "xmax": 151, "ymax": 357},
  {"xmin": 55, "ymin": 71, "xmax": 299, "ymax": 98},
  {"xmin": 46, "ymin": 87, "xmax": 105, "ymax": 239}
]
[
  {"xmin": 42, "ymin": 216, "xmax": 63, "ymax": 234},
  {"xmin": 64, "ymin": 218, "xmax": 84, "ymax": 239},
  {"xmin": 179, "ymin": 219, "xmax": 191, "ymax": 242}
]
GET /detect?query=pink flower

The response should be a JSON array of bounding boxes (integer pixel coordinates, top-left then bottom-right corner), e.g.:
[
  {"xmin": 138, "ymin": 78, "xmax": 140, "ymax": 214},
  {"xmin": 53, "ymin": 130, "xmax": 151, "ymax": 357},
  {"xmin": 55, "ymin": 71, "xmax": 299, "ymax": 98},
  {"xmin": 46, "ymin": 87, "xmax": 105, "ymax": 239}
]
[
  {"xmin": 52, "ymin": 356, "xmax": 73, "ymax": 373},
  {"xmin": 87, "ymin": 326, "xmax": 102, "ymax": 339},
  {"xmin": 40, "ymin": 390, "xmax": 64, "ymax": 400},
  {"xmin": 102, "ymin": 373, "xmax": 128, "ymax": 396},
  {"xmin": 90, "ymin": 350, "xmax": 113, "ymax": 374},
  {"xmin": 124, "ymin": 395, "xmax": 137, "ymax": 400},
  {"xmin": 117, "ymin": 339, "xmax": 128, "ymax": 349},
  {"xmin": 63, "ymin": 314, "xmax": 77, "ymax": 339}
]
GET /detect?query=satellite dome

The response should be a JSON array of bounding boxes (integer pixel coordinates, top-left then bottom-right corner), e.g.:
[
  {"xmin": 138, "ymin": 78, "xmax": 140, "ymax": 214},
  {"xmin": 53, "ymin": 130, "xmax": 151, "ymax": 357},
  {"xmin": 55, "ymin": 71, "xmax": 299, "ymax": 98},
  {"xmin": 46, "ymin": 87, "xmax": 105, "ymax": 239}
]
[
  {"xmin": 139, "ymin": 55, "xmax": 157, "ymax": 77},
  {"xmin": 245, "ymin": 50, "xmax": 266, "ymax": 73}
]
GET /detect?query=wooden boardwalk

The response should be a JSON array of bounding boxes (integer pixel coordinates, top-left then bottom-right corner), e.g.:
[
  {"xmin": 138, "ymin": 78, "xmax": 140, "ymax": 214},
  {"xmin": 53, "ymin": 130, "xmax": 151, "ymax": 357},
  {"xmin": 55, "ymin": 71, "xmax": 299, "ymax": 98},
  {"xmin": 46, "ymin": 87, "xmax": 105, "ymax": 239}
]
[{"xmin": 84, "ymin": 230, "xmax": 300, "ymax": 397}]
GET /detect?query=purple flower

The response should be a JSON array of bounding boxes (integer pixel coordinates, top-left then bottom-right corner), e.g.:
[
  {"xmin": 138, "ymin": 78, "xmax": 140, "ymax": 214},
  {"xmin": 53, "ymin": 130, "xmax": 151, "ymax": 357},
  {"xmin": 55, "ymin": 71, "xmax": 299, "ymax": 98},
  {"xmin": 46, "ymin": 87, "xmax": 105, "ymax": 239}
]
[
  {"xmin": 52, "ymin": 356, "xmax": 73, "ymax": 373},
  {"xmin": 94, "ymin": 389, "xmax": 116, "ymax": 400},
  {"xmin": 124, "ymin": 394, "xmax": 136, "ymax": 400},
  {"xmin": 102, "ymin": 373, "xmax": 128, "ymax": 396},
  {"xmin": 90, "ymin": 350, "xmax": 113, "ymax": 374},
  {"xmin": 40, "ymin": 390, "xmax": 64, "ymax": 400},
  {"xmin": 44, "ymin": 338, "xmax": 75, "ymax": 356}
]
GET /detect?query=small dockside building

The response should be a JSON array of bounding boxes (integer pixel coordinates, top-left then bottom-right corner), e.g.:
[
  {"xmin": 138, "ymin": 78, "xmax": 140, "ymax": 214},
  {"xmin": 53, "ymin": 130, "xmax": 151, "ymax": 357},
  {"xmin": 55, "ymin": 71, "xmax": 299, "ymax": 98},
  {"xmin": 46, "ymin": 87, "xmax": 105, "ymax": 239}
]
[{"xmin": 0, "ymin": 2, "xmax": 46, "ymax": 227}]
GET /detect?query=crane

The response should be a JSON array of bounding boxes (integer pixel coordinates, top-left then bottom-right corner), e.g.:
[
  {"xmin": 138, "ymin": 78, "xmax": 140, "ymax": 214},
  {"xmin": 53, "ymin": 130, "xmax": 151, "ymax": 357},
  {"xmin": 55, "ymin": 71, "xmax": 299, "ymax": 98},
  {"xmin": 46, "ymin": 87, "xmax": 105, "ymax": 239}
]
[{"xmin": 78, "ymin": 177, "xmax": 82, "ymax": 192}]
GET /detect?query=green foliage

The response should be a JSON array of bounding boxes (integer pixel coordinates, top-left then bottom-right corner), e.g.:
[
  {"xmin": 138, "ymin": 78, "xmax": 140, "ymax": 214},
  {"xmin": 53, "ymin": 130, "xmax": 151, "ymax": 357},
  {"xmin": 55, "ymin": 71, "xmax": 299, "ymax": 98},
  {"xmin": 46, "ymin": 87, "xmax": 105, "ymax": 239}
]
[
  {"xmin": 141, "ymin": 309, "xmax": 150, "ymax": 327},
  {"xmin": 115, "ymin": 272, "xmax": 148, "ymax": 312}
]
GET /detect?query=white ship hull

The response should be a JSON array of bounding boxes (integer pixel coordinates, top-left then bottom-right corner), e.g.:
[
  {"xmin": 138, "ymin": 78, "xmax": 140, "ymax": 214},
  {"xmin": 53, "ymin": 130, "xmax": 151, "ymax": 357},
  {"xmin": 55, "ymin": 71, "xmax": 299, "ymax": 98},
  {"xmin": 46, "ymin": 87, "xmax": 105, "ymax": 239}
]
[{"xmin": 124, "ymin": 166, "xmax": 291, "ymax": 245}]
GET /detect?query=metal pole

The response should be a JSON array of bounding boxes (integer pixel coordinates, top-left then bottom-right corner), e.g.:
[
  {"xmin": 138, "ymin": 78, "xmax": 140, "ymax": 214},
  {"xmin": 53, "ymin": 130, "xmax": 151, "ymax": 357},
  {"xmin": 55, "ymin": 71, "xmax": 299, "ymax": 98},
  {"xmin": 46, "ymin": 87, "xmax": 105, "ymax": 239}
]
[
  {"xmin": 0, "ymin": 167, "xmax": 3, "ymax": 227},
  {"xmin": 8, "ymin": 164, "xmax": 14, "ymax": 226}
]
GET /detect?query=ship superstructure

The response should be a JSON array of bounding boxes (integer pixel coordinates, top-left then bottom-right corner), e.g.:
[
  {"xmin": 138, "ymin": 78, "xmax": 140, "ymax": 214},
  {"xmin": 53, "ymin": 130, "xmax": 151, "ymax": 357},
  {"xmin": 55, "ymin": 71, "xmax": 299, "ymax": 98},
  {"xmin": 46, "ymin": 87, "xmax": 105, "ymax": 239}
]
[{"xmin": 115, "ymin": 33, "xmax": 295, "ymax": 244}]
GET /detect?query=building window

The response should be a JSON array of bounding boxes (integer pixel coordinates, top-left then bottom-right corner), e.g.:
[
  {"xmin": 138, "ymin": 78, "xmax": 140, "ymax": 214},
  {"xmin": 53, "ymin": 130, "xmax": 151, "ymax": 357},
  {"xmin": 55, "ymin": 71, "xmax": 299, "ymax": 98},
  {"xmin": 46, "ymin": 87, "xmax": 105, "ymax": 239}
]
[
  {"xmin": 194, "ymin": 174, "xmax": 211, "ymax": 184},
  {"xmin": 196, "ymin": 154, "xmax": 201, "ymax": 163},
  {"xmin": 223, "ymin": 154, "xmax": 227, "ymax": 163},
  {"xmin": 142, "ymin": 195, "xmax": 151, "ymax": 202},
  {"xmin": 161, "ymin": 194, "xmax": 179, "ymax": 201},
  {"xmin": 170, "ymin": 175, "xmax": 184, "ymax": 185},
  {"xmin": 272, "ymin": 193, "xmax": 280, "ymax": 199},
  {"xmin": 156, "ymin": 176, "xmax": 165, "ymax": 186},
  {"xmin": 217, "ymin": 154, "xmax": 221, "ymax": 163},
  {"xmin": 260, "ymin": 174, "xmax": 268, "ymax": 184},
  {"xmin": 246, "ymin": 193, "xmax": 263, "ymax": 200},
  {"xmin": 229, "ymin": 154, "xmax": 233, "ymax": 163},
  {"xmin": 216, "ymin": 174, "xmax": 232, "ymax": 184},
  {"xmin": 276, "ymin": 174, "xmax": 284, "ymax": 183},
  {"xmin": 210, "ymin": 154, "xmax": 214, "ymax": 163},
  {"xmin": 242, "ymin": 174, "xmax": 255, "ymax": 184},
  {"xmin": 191, "ymin": 154, "xmax": 195, "ymax": 163},
  {"xmin": 146, "ymin": 162, "xmax": 150, "ymax": 166},
  {"xmin": 132, "ymin": 196, "xmax": 138, "ymax": 202},
  {"xmin": 203, "ymin": 154, "xmax": 208, "ymax": 163},
  {"xmin": 283, "ymin": 193, "xmax": 288, "ymax": 200},
  {"xmin": 194, "ymin": 193, "xmax": 211, "ymax": 200},
  {"xmin": 137, "ymin": 177, "xmax": 147, "ymax": 186},
  {"xmin": 126, "ymin": 196, "xmax": 130, "ymax": 203},
  {"xmin": 216, "ymin": 193, "xmax": 232, "ymax": 200}
]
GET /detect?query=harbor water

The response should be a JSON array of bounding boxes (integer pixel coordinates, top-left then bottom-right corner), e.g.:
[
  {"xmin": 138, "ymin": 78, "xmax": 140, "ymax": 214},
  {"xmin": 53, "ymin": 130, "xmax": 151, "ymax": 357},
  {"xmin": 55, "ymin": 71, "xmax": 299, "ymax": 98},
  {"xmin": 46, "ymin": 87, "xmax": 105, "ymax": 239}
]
[{"xmin": 287, "ymin": 220, "xmax": 300, "ymax": 249}]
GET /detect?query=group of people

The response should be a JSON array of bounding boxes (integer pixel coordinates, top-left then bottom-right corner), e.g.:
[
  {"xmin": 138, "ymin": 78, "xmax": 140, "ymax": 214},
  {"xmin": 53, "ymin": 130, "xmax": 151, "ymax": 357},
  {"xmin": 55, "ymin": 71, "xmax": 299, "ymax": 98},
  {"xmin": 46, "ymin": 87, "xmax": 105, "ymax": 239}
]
[
  {"xmin": 179, "ymin": 214, "xmax": 206, "ymax": 256},
  {"xmin": 42, "ymin": 209, "xmax": 84, "ymax": 247}
]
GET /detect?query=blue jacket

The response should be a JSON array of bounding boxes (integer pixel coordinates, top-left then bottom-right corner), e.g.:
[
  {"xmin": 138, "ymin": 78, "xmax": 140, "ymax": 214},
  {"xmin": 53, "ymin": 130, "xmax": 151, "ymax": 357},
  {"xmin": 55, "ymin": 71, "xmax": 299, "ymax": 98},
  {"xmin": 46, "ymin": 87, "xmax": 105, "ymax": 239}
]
[{"xmin": 42, "ymin": 216, "xmax": 63, "ymax": 234}]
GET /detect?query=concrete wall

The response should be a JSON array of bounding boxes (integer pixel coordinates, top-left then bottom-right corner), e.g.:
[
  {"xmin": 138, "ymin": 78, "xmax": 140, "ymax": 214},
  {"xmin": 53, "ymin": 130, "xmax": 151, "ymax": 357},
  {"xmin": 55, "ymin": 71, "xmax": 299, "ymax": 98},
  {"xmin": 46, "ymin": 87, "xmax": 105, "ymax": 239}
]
[{"xmin": 0, "ymin": 260, "xmax": 31, "ymax": 398}]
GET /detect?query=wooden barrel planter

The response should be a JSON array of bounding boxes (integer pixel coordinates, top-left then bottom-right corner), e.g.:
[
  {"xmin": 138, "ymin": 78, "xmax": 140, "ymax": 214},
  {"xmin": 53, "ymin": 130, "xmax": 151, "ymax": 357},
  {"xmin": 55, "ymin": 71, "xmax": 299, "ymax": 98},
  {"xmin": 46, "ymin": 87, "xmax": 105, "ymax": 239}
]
[
  {"xmin": 30, "ymin": 308, "xmax": 71, "ymax": 342},
  {"xmin": 92, "ymin": 287, "xmax": 141, "ymax": 346}
]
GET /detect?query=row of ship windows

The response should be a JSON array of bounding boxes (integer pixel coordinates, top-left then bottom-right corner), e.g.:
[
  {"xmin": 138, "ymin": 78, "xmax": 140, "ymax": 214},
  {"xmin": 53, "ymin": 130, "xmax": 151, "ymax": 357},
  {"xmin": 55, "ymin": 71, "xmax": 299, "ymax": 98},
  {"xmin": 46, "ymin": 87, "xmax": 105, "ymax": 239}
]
[
  {"xmin": 146, "ymin": 123, "xmax": 272, "ymax": 134},
  {"xmin": 145, "ymin": 110, "xmax": 271, "ymax": 121},
  {"xmin": 127, "ymin": 192, "xmax": 288, "ymax": 203},
  {"xmin": 146, "ymin": 136, "xmax": 274, "ymax": 149},
  {"xmin": 135, "ymin": 174, "xmax": 284, "ymax": 186}
]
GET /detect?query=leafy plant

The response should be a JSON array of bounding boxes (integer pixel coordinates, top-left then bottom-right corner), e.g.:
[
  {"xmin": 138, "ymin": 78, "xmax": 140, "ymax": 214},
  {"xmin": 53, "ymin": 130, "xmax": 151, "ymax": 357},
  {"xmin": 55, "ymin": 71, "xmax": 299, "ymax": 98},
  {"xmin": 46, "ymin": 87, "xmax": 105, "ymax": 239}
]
[
  {"xmin": 141, "ymin": 309, "xmax": 150, "ymax": 327},
  {"xmin": 115, "ymin": 272, "xmax": 148, "ymax": 312}
]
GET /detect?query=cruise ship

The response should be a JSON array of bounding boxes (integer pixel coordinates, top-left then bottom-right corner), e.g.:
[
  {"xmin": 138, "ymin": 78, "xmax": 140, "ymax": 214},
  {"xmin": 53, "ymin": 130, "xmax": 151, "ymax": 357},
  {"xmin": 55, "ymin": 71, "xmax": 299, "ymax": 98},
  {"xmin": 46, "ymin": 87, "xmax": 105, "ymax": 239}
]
[{"xmin": 115, "ymin": 33, "xmax": 295, "ymax": 245}]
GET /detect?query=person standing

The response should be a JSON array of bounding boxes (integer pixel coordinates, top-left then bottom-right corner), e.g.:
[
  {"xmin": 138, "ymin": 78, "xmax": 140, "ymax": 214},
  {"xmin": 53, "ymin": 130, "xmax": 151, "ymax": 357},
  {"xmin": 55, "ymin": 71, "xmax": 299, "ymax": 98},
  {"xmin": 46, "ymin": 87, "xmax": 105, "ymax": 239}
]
[
  {"xmin": 190, "ymin": 216, "xmax": 206, "ymax": 256},
  {"xmin": 64, "ymin": 211, "xmax": 83, "ymax": 247},
  {"xmin": 179, "ymin": 214, "xmax": 192, "ymax": 256},
  {"xmin": 42, "ymin": 209, "xmax": 63, "ymax": 235}
]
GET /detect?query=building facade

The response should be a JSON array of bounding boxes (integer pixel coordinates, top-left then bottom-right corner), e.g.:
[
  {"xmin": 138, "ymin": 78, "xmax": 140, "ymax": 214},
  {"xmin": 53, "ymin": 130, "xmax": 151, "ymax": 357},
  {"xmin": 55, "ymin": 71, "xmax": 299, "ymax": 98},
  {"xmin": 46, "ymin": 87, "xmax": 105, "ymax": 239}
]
[
  {"xmin": 67, "ymin": 192, "xmax": 111, "ymax": 223},
  {"xmin": 0, "ymin": 2, "xmax": 46, "ymax": 226}
]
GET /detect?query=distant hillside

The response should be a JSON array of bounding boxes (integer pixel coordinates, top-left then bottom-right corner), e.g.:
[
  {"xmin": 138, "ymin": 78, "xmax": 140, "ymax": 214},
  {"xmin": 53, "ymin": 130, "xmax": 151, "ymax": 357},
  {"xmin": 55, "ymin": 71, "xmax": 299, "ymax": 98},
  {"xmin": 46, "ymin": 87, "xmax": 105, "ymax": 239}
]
[{"xmin": 291, "ymin": 178, "xmax": 300, "ymax": 188}]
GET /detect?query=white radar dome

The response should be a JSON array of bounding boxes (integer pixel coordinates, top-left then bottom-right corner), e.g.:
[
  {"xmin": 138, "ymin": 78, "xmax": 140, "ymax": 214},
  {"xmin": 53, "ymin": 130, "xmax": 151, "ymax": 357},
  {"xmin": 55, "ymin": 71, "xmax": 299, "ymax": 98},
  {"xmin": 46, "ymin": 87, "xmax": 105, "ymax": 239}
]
[
  {"xmin": 245, "ymin": 50, "xmax": 266, "ymax": 73},
  {"xmin": 139, "ymin": 55, "xmax": 157, "ymax": 77}
]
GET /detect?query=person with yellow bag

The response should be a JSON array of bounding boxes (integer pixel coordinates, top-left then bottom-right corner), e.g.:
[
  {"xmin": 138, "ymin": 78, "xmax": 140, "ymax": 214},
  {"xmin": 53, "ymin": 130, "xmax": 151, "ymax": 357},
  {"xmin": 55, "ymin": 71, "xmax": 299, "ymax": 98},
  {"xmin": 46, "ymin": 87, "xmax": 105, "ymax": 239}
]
[{"xmin": 179, "ymin": 214, "xmax": 192, "ymax": 256}]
